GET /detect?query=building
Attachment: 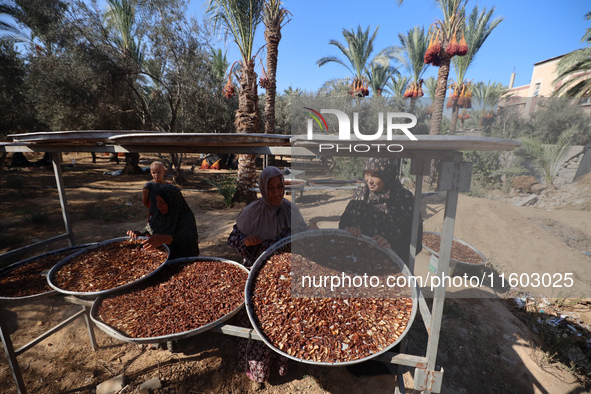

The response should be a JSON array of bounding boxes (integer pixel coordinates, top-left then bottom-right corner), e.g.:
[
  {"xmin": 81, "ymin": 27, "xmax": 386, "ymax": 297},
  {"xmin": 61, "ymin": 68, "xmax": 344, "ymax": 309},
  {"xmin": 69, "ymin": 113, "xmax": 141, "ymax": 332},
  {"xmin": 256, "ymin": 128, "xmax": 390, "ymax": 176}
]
[{"xmin": 501, "ymin": 54, "xmax": 591, "ymax": 116}]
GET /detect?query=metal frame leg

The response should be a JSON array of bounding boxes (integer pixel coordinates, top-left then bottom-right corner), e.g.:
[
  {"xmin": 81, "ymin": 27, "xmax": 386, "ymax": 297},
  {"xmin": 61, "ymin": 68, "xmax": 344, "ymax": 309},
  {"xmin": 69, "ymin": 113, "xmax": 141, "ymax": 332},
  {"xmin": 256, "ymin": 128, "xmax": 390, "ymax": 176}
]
[
  {"xmin": 0, "ymin": 306, "xmax": 27, "ymax": 394},
  {"xmin": 83, "ymin": 306, "xmax": 97, "ymax": 351}
]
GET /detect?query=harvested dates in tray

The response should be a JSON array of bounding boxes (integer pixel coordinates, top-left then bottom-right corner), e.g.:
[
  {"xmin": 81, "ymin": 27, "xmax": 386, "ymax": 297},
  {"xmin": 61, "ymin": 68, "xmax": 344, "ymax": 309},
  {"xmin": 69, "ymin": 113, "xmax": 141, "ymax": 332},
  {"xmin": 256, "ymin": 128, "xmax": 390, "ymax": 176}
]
[
  {"xmin": 47, "ymin": 238, "xmax": 168, "ymax": 296},
  {"xmin": 422, "ymin": 232, "xmax": 485, "ymax": 265},
  {"xmin": 0, "ymin": 244, "xmax": 95, "ymax": 300},
  {"xmin": 91, "ymin": 257, "xmax": 248, "ymax": 342},
  {"xmin": 246, "ymin": 230, "xmax": 417, "ymax": 365}
]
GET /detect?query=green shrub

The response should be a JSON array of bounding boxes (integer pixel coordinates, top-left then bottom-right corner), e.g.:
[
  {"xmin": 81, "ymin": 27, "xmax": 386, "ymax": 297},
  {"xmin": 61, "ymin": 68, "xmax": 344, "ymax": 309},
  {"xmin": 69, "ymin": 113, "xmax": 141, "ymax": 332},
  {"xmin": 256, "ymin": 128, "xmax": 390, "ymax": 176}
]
[
  {"xmin": 207, "ymin": 174, "xmax": 237, "ymax": 208},
  {"xmin": 333, "ymin": 157, "xmax": 366, "ymax": 181}
]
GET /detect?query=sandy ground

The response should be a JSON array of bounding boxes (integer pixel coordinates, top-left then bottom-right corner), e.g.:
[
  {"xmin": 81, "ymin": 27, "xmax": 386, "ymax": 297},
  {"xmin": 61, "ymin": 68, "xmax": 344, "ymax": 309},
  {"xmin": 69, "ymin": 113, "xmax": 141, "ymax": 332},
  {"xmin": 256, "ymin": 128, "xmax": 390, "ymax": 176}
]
[{"xmin": 1, "ymin": 152, "xmax": 590, "ymax": 393}]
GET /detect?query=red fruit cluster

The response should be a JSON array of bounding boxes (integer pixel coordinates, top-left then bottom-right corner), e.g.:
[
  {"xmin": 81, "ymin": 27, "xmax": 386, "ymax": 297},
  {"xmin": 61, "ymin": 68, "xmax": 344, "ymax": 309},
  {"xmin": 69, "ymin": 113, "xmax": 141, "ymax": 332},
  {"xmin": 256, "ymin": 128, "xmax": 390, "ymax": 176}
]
[
  {"xmin": 445, "ymin": 33, "xmax": 468, "ymax": 57},
  {"xmin": 424, "ymin": 33, "xmax": 442, "ymax": 66},
  {"xmin": 223, "ymin": 81, "xmax": 235, "ymax": 99},
  {"xmin": 403, "ymin": 80, "xmax": 424, "ymax": 98},
  {"xmin": 259, "ymin": 76, "xmax": 270, "ymax": 89},
  {"xmin": 349, "ymin": 79, "xmax": 369, "ymax": 97}
]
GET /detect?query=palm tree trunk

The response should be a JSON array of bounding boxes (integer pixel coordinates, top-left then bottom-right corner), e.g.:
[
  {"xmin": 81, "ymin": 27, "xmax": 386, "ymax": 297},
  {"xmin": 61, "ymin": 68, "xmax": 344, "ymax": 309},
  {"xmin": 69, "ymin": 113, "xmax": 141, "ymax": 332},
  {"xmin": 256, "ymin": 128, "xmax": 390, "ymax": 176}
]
[
  {"xmin": 428, "ymin": 55, "xmax": 451, "ymax": 183},
  {"xmin": 409, "ymin": 97, "xmax": 417, "ymax": 114},
  {"xmin": 234, "ymin": 59, "xmax": 259, "ymax": 203},
  {"xmin": 429, "ymin": 56, "xmax": 451, "ymax": 136},
  {"xmin": 449, "ymin": 103, "xmax": 459, "ymax": 134},
  {"xmin": 265, "ymin": 26, "xmax": 281, "ymax": 134}
]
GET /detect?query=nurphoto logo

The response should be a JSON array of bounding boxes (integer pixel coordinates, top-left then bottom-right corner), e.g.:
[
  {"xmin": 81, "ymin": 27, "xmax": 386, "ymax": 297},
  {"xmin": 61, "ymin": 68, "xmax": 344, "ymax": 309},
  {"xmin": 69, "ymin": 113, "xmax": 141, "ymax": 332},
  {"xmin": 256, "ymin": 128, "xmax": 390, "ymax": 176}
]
[{"xmin": 303, "ymin": 107, "xmax": 418, "ymax": 153}]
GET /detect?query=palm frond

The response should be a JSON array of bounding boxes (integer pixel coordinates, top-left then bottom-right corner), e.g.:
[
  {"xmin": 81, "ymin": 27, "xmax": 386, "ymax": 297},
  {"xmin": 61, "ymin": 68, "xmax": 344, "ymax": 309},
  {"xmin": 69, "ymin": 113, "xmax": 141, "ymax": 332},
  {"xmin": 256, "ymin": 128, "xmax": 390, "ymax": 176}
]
[
  {"xmin": 423, "ymin": 76, "xmax": 437, "ymax": 101},
  {"xmin": 317, "ymin": 25, "xmax": 383, "ymax": 81},
  {"xmin": 263, "ymin": 0, "xmax": 290, "ymax": 29},
  {"xmin": 518, "ymin": 133, "xmax": 573, "ymax": 186},
  {"xmin": 452, "ymin": 5, "xmax": 503, "ymax": 84},
  {"xmin": 395, "ymin": 26, "xmax": 429, "ymax": 82},
  {"xmin": 552, "ymin": 47, "xmax": 591, "ymax": 97},
  {"xmin": 367, "ymin": 62, "xmax": 397, "ymax": 96},
  {"xmin": 387, "ymin": 75, "xmax": 411, "ymax": 98},
  {"xmin": 206, "ymin": 0, "xmax": 264, "ymax": 62},
  {"xmin": 0, "ymin": 20, "xmax": 32, "ymax": 43}
]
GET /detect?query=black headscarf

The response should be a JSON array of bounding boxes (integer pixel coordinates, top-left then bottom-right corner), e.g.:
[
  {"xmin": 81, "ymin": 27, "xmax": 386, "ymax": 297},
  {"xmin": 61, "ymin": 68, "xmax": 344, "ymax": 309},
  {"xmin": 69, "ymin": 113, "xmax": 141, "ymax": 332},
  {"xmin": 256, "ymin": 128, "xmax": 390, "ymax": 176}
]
[{"xmin": 145, "ymin": 184, "xmax": 199, "ymax": 259}]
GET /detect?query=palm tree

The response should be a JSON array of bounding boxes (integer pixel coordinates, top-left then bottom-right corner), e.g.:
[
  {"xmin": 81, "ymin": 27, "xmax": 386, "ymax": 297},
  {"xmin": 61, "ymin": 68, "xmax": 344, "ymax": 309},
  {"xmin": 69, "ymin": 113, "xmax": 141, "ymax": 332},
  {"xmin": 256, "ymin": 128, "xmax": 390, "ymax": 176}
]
[
  {"xmin": 423, "ymin": 76, "xmax": 437, "ymax": 117},
  {"xmin": 552, "ymin": 12, "xmax": 591, "ymax": 97},
  {"xmin": 207, "ymin": 0, "xmax": 264, "ymax": 203},
  {"xmin": 395, "ymin": 26, "xmax": 429, "ymax": 110},
  {"xmin": 0, "ymin": 0, "xmax": 67, "ymax": 54},
  {"xmin": 448, "ymin": 5, "xmax": 502, "ymax": 134},
  {"xmin": 262, "ymin": 0, "xmax": 290, "ymax": 134},
  {"xmin": 472, "ymin": 80, "xmax": 505, "ymax": 129},
  {"xmin": 387, "ymin": 75, "xmax": 411, "ymax": 98},
  {"xmin": 104, "ymin": 0, "xmax": 147, "ymax": 175},
  {"xmin": 104, "ymin": 0, "xmax": 143, "ymax": 63},
  {"xmin": 317, "ymin": 25, "xmax": 392, "ymax": 97},
  {"xmin": 367, "ymin": 62, "xmax": 398, "ymax": 96},
  {"xmin": 423, "ymin": 0, "xmax": 468, "ymax": 136},
  {"xmin": 517, "ymin": 132, "xmax": 573, "ymax": 188},
  {"xmin": 210, "ymin": 48, "xmax": 230, "ymax": 81}
]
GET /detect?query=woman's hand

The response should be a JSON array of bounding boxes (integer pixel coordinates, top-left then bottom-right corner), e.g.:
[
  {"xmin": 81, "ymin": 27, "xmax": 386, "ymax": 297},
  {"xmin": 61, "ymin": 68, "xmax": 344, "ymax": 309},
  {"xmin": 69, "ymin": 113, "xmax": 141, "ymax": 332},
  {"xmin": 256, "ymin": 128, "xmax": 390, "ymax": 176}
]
[
  {"xmin": 142, "ymin": 234, "xmax": 173, "ymax": 250},
  {"xmin": 244, "ymin": 235, "xmax": 262, "ymax": 247},
  {"xmin": 127, "ymin": 230, "xmax": 140, "ymax": 238},
  {"xmin": 345, "ymin": 227, "xmax": 362, "ymax": 238},
  {"xmin": 372, "ymin": 235, "xmax": 391, "ymax": 250}
]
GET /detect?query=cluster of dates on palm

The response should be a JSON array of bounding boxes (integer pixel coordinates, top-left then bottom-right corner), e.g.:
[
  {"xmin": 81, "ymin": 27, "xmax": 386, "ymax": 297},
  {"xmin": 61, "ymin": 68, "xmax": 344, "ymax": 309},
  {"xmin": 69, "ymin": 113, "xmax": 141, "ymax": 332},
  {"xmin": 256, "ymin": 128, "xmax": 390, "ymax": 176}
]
[
  {"xmin": 447, "ymin": 82, "xmax": 472, "ymax": 109},
  {"xmin": 403, "ymin": 79, "xmax": 424, "ymax": 98},
  {"xmin": 424, "ymin": 30, "xmax": 468, "ymax": 67},
  {"xmin": 223, "ymin": 80, "xmax": 236, "ymax": 99},
  {"xmin": 349, "ymin": 78, "xmax": 369, "ymax": 97}
]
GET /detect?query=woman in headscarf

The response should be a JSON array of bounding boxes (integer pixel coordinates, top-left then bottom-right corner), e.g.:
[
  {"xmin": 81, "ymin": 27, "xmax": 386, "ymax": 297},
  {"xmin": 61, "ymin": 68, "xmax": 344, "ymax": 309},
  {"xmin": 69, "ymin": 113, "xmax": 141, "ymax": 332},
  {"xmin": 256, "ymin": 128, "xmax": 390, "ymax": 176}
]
[
  {"xmin": 228, "ymin": 166, "xmax": 309, "ymax": 268},
  {"xmin": 339, "ymin": 157, "xmax": 422, "ymax": 377},
  {"xmin": 128, "ymin": 183, "xmax": 199, "ymax": 260},
  {"xmin": 339, "ymin": 157, "xmax": 422, "ymax": 264},
  {"xmin": 227, "ymin": 166, "xmax": 314, "ymax": 383}
]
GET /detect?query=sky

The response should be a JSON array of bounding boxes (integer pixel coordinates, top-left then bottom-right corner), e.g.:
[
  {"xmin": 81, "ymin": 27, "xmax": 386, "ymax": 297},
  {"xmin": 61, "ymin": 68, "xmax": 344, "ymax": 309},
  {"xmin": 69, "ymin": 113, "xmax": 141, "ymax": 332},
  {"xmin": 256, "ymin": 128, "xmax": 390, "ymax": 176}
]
[{"xmin": 188, "ymin": 0, "xmax": 590, "ymax": 94}]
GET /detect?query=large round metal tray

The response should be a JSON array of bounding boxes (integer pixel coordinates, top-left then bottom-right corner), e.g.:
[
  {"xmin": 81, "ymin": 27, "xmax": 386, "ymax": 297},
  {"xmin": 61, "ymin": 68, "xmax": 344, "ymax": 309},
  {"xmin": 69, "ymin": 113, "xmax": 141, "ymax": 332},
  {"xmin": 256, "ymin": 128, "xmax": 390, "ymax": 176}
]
[
  {"xmin": 245, "ymin": 229, "xmax": 418, "ymax": 366},
  {"xmin": 422, "ymin": 231, "xmax": 486, "ymax": 276},
  {"xmin": 47, "ymin": 237, "xmax": 169, "ymax": 298},
  {"xmin": 0, "ymin": 243, "xmax": 97, "ymax": 302},
  {"xmin": 89, "ymin": 256, "xmax": 248, "ymax": 344}
]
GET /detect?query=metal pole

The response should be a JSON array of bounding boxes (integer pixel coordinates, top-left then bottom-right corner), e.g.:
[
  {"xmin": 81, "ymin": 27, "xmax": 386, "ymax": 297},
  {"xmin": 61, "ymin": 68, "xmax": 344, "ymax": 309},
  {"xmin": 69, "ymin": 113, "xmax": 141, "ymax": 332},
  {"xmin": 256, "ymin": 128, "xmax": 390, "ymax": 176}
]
[
  {"xmin": 51, "ymin": 153, "xmax": 75, "ymax": 246},
  {"xmin": 421, "ymin": 153, "xmax": 462, "ymax": 393},
  {"xmin": 0, "ymin": 306, "xmax": 27, "ymax": 394},
  {"xmin": 83, "ymin": 306, "xmax": 98, "ymax": 351}
]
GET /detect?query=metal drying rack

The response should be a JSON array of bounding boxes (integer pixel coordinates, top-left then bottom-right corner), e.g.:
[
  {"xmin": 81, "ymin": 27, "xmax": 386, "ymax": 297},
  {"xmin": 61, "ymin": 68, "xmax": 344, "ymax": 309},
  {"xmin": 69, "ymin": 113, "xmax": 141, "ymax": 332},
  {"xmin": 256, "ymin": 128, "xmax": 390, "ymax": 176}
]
[{"xmin": 0, "ymin": 131, "xmax": 520, "ymax": 393}]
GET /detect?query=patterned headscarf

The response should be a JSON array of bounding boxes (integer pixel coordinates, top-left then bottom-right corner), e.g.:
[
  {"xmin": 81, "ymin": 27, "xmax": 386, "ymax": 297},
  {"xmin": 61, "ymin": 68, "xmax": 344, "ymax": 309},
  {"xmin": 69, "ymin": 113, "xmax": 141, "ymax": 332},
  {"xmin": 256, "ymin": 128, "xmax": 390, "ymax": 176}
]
[
  {"xmin": 352, "ymin": 158, "xmax": 402, "ymax": 213},
  {"xmin": 236, "ymin": 166, "xmax": 306, "ymax": 240},
  {"xmin": 341, "ymin": 157, "xmax": 420, "ymax": 262}
]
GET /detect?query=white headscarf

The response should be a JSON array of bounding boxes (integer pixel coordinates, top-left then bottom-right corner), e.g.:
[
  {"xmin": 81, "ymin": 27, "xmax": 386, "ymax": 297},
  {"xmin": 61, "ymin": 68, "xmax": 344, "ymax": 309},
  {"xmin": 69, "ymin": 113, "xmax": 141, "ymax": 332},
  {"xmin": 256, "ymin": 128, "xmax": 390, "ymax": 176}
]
[{"xmin": 235, "ymin": 166, "xmax": 306, "ymax": 240}]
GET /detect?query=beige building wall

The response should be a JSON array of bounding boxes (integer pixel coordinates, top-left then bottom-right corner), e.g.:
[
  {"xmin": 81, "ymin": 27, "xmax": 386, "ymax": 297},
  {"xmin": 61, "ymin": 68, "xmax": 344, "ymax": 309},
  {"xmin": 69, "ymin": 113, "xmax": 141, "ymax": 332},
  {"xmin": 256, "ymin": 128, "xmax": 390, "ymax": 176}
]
[{"xmin": 529, "ymin": 56, "xmax": 562, "ymax": 97}]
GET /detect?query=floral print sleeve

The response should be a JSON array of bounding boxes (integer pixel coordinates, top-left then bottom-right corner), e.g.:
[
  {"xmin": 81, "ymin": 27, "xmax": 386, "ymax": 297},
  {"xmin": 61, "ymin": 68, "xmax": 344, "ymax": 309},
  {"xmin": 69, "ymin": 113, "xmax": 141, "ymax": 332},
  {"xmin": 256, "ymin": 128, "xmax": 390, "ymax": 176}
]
[{"xmin": 227, "ymin": 225, "xmax": 291, "ymax": 268}]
